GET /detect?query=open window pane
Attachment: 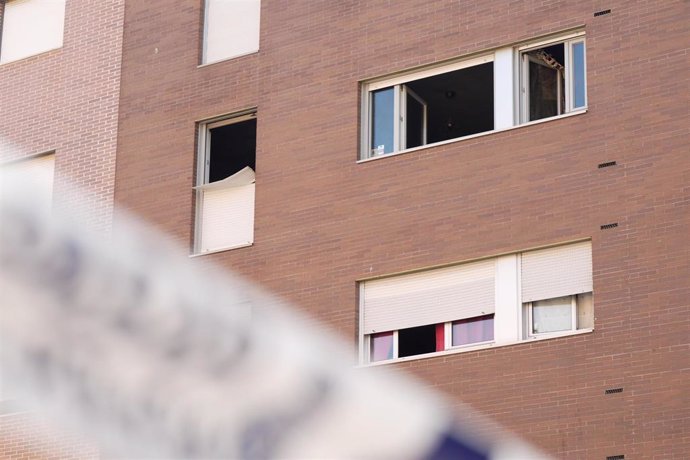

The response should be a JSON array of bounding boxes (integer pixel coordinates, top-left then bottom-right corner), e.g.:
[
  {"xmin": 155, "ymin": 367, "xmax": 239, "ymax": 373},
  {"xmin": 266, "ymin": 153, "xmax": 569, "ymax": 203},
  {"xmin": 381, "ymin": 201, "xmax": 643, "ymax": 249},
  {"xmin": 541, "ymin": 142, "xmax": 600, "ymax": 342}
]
[
  {"xmin": 370, "ymin": 332, "xmax": 394, "ymax": 362},
  {"xmin": 398, "ymin": 324, "xmax": 437, "ymax": 358},
  {"xmin": 370, "ymin": 88, "xmax": 395, "ymax": 156},
  {"xmin": 404, "ymin": 86, "xmax": 426, "ymax": 149},
  {"xmin": 525, "ymin": 44, "xmax": 565, "ymax": 121},
  {"xmin": 532, "ymin": 296, "xmax": 572, "ymax": 334},
  {"xmin": 571, "ymin": 42, "xmax": 586, "ymax": 109},
  {"xmin": 364, "ymin": 60, "xmax": 493, "ymax": 159},
  {"xmin": 452, "ymin": 314, "xmax": 494, "ymax": 346},
  {"xmin": 405, "ymin": 62, "xmax": 493, "ymax": 144}
]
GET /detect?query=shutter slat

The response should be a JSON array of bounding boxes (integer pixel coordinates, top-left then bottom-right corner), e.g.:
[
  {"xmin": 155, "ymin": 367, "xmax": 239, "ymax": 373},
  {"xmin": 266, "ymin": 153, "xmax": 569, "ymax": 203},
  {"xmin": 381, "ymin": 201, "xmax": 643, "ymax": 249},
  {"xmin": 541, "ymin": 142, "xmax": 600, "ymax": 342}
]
[
  {"xmin": 521, "ymin": 241, "xmax": 592, "ymax": 302},
  {"xmin": 363, "ymin": 259, "xmax": 495, "ymax": 334}
]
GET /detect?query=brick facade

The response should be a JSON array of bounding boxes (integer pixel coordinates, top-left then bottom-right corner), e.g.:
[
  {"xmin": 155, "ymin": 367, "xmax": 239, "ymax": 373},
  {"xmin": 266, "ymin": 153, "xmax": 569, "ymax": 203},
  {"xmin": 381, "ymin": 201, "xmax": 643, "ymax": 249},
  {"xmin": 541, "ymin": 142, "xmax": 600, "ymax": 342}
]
[
  {"xmin": 0, "ymin": 0, "xmax": 124, "ymax": 456},
  {"xmin": 1, "ymin": 0, "xmax": 688, "ymax": 458},
  {"xmin": 113, "ymin": 1, "xmax": 689, "ymax": 457},
  {"xmin": 0, "ymin": 0, "xmax": 125, "ymax": 232}
]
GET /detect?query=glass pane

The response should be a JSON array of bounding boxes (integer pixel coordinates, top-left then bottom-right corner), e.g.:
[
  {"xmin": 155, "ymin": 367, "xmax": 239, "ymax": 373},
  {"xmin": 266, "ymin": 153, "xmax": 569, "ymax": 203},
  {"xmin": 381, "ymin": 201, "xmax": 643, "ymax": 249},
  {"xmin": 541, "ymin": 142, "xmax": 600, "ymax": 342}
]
[
  {"xmin": 572, "ymin": 42, "xmax": 586, "ymax": 108},
  {"xmin": 532, "ymin": 297, "xmax": 572, "ymax": 334},
  {"xmin": 529, "ymin": 60, "xmax": 560, "ymax": 120},
  {"xmin": 452, "ymin": 315, "xmax": 494, "ymax": 346},
  {"xmin": 405, "ymin": 89, "xmax": 425, "ymax": 149},
  {"xmin": 370, "ymin": 88, "xmax": 395, "ymax": 156},
  {"xmin": 370, "ymin": 332, "xmax": 394, "ymax": 362},
  {"xmin": 576, "ymin": 292, "xmax": 594, "ymax": 329},
  {"xmin": 526, "ymin": 44, "xmax": 565, "ymax": 121}
]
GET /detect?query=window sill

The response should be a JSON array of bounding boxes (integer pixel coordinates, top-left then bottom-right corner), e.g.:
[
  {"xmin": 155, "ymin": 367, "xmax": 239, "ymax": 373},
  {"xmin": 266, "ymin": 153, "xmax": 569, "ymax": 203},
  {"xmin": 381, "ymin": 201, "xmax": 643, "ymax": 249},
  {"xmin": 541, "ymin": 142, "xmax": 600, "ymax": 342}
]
[
  {"xmin": 356, "ymin": 109, "xmax": 587, "ymax": 164},
  {"xmin": 359, "ymin": 328, "xmax": 593, "ymax": 367},
  {"xmin": 197, "ymin": 49, "xmax": 259, "ymax": 68},
  {"xmin": 189, "ymin": 242, "xmax": 253, "ymax": 257}
]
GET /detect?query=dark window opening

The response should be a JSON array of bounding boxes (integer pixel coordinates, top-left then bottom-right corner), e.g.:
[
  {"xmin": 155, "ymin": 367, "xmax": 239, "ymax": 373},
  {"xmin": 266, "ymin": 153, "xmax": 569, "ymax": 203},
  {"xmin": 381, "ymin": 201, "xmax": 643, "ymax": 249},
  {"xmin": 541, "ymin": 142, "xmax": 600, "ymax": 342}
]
[
  {"xmin": 405, "ymin": 62, "xmax": 494, "ymax": 145},
  {"xmin": 525, "ymin": 44, "xmax": 565, "ymax": 121},
  {"xmin": 208, "ymin": 117, "xmax": 256, "ymax": 183},
  {"xmin": 398, "ymin": 324, "xmax": 437, "ymax": 358}
]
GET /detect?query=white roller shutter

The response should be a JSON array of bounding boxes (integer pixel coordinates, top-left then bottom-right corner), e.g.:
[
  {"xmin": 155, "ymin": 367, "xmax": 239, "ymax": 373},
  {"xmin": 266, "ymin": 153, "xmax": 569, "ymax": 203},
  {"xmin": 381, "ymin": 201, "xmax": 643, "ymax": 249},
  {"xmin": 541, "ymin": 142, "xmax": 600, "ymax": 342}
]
[
  {"xmin": 202, "ymin": 0, "xmax": 261, "ymax": 64},
  {"xmin": 362, "ymin": 259, "xmax": 495, "ymax": 334},
  {"xmin": 1, "ymin": 153, "xmax": 55, "ymax": 216},
  {"xmin": 197, "ymin": 166, "xmax": 255, "ymax": 252},
  {"xmin": 0, "ymin": 0, "xmax": 66, "ymax": 64},
  {"xmin": 521, "ymin": 241, "xmax": 592, "ymax": 302}
]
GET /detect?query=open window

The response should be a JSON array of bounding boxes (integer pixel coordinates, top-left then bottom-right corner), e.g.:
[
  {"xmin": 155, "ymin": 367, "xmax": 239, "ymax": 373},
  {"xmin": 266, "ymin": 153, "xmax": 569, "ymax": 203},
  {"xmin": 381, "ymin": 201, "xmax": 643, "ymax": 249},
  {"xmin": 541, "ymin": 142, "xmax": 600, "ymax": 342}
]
[
  {"xmin": 359, "ymin": 240, "xmax": 593, "ymax": 365},
  {"xmin": 520, "ymin": 35, "xmax": 587, "ymax": 122},
  {"xmin": 360, "ymin": 32, "xmax": 587, "ymax": 161},
  {"xmin": 194, "ymin": 112, "xmax": 256, "ymax": 254},
  {"xmin": 0, "ymin": 0, "xmax": 66, "ymax": 64},
  {"xmin": 523, "ymin": 293, "xmax": 593, "ymax": 337},
  {"xmin": 520, "ymin": 240, "xmax": 594, "ymax": 338},
  {"xmin": 360, "ymin": 258, "xmax": 496, "ymax": 363},
  {"xmin": 363, "ymin": 55, "xmax": 494, "ymax": 158}
]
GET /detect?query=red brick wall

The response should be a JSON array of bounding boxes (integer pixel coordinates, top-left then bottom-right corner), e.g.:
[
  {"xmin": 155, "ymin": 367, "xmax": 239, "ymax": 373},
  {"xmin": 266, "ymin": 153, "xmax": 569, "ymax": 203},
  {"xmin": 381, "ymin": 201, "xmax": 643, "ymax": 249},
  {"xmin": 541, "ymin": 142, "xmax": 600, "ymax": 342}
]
[
  {"xmin": 0, "ymin": 0, "xmax": 125, "ymax": 232},
  {"xmin": 0, "ymin": 412, "xmax": 98, "ymax": 460},
  {"xmin": 112, "ymin": 0, "xmax": 690, "ymax": 458},
  {"xmin": 0, "ymin": 0, "xmax": 124, "ymax": 457}
]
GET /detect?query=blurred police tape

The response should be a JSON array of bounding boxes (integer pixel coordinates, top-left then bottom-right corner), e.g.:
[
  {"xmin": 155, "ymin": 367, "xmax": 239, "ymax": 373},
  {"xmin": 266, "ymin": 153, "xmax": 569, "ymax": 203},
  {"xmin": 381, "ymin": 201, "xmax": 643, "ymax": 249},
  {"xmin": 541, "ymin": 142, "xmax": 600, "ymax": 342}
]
[{"xmin": 0, "ymin": 172, "xmax": 548, "ymax": 459}]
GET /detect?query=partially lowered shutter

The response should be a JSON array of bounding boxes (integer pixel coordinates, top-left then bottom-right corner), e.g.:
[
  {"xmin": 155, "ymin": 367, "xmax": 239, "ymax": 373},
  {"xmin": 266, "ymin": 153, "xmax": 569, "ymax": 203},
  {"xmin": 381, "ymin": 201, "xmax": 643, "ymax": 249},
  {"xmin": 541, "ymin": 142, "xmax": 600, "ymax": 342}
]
[
  {"xmin": 203, "ymin": 0, "xmax": 261, "ymax": 64},
  {"xmin": 198, "ymin": 181, "xmax": 255, "ymax": 252},
  {"xmin": 362, "ymin": 259, "xmax": 495, "ymax": 334},
  {"xmin": 521, "ymin": 241, "xmax": 592, "ymax": 303},
  {"xmin": 1, "ymin": 153, "xmax": 55, "ymax": 216},
  {"xmin": 0, "ymin": 0, "xmax": 66, "ymax": 64}
]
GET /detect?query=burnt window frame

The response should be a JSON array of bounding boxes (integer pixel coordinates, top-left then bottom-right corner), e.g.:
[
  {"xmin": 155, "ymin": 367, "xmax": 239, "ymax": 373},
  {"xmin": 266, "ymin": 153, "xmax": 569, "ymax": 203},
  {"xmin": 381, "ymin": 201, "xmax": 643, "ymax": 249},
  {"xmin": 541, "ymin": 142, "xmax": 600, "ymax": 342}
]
[{"xmin": 518, "ymin": 32, "xmax": 587, "ymax": 123}]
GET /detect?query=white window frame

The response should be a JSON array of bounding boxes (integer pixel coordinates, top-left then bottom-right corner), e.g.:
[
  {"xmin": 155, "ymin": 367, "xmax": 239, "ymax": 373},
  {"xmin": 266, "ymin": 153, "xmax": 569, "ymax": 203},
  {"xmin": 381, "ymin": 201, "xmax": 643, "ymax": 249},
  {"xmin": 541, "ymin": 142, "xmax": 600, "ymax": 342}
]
[
  {"xmin": 524, "ymin": 295, "xmax": 578, "ymax": 338},
  {"xmin": 361, "ymin": 54, "xmax": 494, "ymax": 159},
  {"xmin": 358, "ymin": 240, "xmax": 594, "ymax": 366},
  {"xmin": 518, "ymin": 32, "xmax": 587, "ymax": 123},
  {"xmin": 363, "ymin": 314, "xmax": 497, "ymax": 364},
  {"xmin": 359, "ymin": 31, "xmax": 587, "ymax": 162},
  {"xmin": 364, "ymin": 330, "xmax": 399, "ymax": 364},
  {"xmin": 448, "ymin": 315, "xmax": 496, "ymax": 350},
  {"xmin": 400, "ymin": 85, "xmax": 428, "ymax": 151},
  {"xmin": 365, "ymin": 324, "xmax": 445, "ymax": 364},
  {"xmin": 193, "ymin": 110, "xmax": 256, "ymax": 255}
]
